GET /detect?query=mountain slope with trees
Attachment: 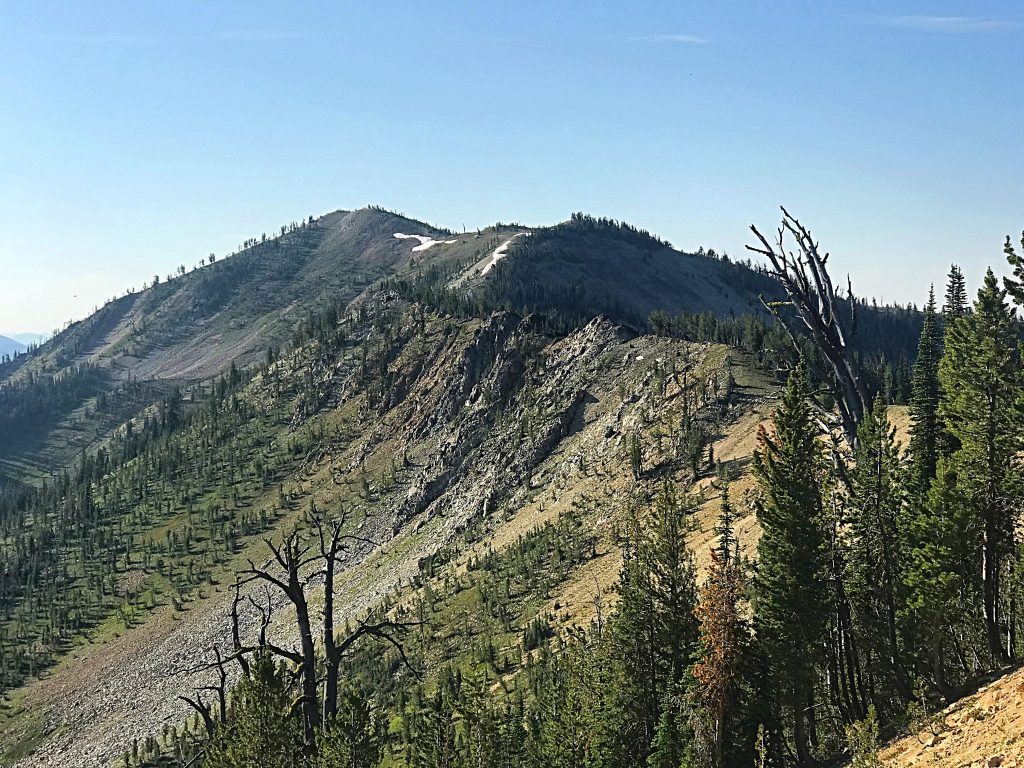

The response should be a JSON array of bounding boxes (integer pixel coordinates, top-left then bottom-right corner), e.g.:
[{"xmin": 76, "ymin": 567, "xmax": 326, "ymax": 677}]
[{"xmin": 0, "ymin": 206, "xmax": 993, "ymax": 768}]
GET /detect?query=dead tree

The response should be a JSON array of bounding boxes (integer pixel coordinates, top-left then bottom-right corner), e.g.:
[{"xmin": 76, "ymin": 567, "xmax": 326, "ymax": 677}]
[
  {"xmin": 179, "ymin": 647, "xmax": 229, "ymax": 737},
  {"xmin": 188, "ymin": 513, "xmax": 420, "ymax": 758},
  {"xmin": 747, "ymin": 207, "xmax": 869, "ymax": 448},
  {"xmin": 240, "ymin": 530, "xmax": 321, "ymax": 751}
]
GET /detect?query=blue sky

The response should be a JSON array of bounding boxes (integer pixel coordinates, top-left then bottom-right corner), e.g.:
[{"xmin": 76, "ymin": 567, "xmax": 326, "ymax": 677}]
[{"xmin": 2, "ymin": 1, "xmax": 1022, "ymax": 334}]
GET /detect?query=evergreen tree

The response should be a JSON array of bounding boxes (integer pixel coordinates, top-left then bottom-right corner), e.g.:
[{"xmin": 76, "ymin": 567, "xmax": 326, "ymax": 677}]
[
  {"xmin": 203, "ymin": 651, "xmax": 301, "ymax": 768},
  {"xmin": 1003, "ymin": 230, "xmax": 1024, "ymax": 307},
  {"xmin": 943, "ymin": 264, "xmax": 968, "ymax": 318},
  {"xmin": 752, "ymin": 367, "xmax": 827, "ymax": 767},
  {"xmin": 607, "ymin": 484, "xmax": 699, "ymax": 765},
  {"xmin": 314, "ymin": 681, "xmax": 382, "ymax": 768},
  {"xmin": 846, "ymin": 395, "xmax": 911, "ymax": 707},
  {"xmin": 907, "ymin": 287, "xmax": 942, "ymax": 490},
  {"xmin": 645, "ymin": 483, "xmax": 699, "ymax": 688},
  {"xmin": 939, "ymin": 269, "xmax": 1023, "ymax": 662},
  {"xmin": 901, "ymin": 458, "xmax": 973, "ymax": 701}
]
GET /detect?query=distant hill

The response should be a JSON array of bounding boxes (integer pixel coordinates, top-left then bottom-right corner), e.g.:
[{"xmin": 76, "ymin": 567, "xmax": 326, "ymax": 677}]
[
  {"xmin": 0, "ymin": 206, "xmax": 923, "ymax": 486},
  {"xmin": 9, "ymin": 332, "xmax": 47, "ymax": 346},
  {"xmin": 0, "ymin": 335, "xmax": 26, "ymax": 358}
]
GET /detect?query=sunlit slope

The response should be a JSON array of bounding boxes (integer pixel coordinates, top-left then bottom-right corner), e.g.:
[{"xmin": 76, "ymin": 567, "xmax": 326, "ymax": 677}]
[{"xmin": 0, "ymin": 297, "xmax": 776, "ymax": 766}]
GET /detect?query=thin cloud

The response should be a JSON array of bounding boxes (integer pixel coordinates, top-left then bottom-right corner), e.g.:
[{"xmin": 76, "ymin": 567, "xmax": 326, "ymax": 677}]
[
  {"xmin": 34, "ymin": 33, "xmax": 153, "ymax": 45},
  {"xmin": 630, "ymin": 33, "xmax": 708, "ymax": 45},
  {"xmin": 217, "ymin": 30, "xmax": 308, "ymax": 43},
  {"xmin": 865, "ymin": 14, "xmax": 1016, "ymax": 33}
]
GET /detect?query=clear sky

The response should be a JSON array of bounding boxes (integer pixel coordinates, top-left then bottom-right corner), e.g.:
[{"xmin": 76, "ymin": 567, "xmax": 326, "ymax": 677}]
[{"xmin": 2, "ymin": 1, "xmax": 1022, "ymax": 334}]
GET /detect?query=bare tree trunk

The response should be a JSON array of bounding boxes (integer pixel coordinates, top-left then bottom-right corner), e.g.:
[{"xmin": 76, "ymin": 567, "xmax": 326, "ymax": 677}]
[
  {"xmin": 189, "ymin": 522, "xmax": 419, "ymax": 759},
  {"xmin": 747, "ymin": 209, "xmax": 869, "ymax": 448},
  {"xmin": 317, "ymin": 518, "xmax": 343, "ymax": 723}
]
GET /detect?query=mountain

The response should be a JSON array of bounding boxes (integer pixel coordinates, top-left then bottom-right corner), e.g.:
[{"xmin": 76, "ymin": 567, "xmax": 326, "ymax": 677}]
[
  {"xmin": 8, "ymin": 334, "xmax": 47, "ymax": 347},
  {"xmin": 0, "ymin": 206, "xmax": 932, "ymax": 767},
  {"xmin": 0, "ymin": 208, "xmax": 795, "ymax": 486},
  {"xmin": 0, "ymin": 300, "xmax": 775, "ymax": 766},
  {"xmin": 0, "ymin": 336, "xmax": 26, "ymax": 359}
]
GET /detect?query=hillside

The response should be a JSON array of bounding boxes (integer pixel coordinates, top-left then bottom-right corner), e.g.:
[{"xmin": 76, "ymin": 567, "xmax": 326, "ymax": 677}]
[
  {"xmin": 472, "ymin": 214, "xmax": 778, "ymax": 328},
  {"xmin": 0, "ymin": 208, "xmax": 787, "ymax": 488},
  {"xmin": 0, "ymin": 290, "xmax": 776, "ymax": 766},
  {"xmin": 881, "ymin": 666, "xmax": 1024, "ymax": 766},
  {"xmin": 0, "ymin": 206, "xmax": 937, "ymax": 768}
]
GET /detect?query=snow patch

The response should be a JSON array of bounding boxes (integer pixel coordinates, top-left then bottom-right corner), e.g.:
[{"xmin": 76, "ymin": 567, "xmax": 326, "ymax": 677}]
[
  {"xmin": 481, "ymin": 233, "xmax": 530, "ymax": 275},
  {"xmin": 394, "ymin": 233, "xmax": 459, "ymax": 252}
]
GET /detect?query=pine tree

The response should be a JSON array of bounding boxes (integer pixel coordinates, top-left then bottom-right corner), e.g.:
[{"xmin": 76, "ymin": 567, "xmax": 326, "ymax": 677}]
[
  {"xmin": 939, "ymin": 269, "xmax": 1023, "ymax": 662},
  {"xmin": 607, "ymin": 484, "xmax": 699, "ymax": 765},
  {"xmin": 901, "ymin": 458, "xmax": 973, "ymax": 701},
  {"xmin": 607, "ymin": 520, "xmax": 662, "ymax": 763},
  {"xmin": 203, "ymin": 650, "xmax": 301, "ymax": 768},
  {"xmin": 907, "ymin": 287, "xmax": 942, "ymax": 490},
  {"xmin": 1003, "ymin": 231, "xmax": 1024, "ymax": 307},
  {"xmin": 846, "ymin": 395, "xmax": 911, "ymax": 706},
  {"xmin": 713, "ymin": 483, "xmax": 737, "ymax": 564},
  {"xmin": 314, "ymin": 681, "xmax": 382, "ymax": 768},
  {"xmin": 942, "ymin": 264, "xmax": 967, "ymax": 318},
  {"xmin": 752, "ymin": 367, "xmax": 827, "ymax": 767},
  {"xmin": 645, "ymin": 482, "xmax": 699, "ymax": 687}
]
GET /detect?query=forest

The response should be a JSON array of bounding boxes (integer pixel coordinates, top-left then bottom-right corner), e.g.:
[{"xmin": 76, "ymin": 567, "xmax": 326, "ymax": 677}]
[{"xmin": 74, "ymin": 220, "xmax": 1021, "ymax": 768}]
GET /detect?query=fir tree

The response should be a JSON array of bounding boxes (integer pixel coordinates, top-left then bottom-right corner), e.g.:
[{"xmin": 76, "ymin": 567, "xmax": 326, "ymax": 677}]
[
  {"xmin": 203, "ymin": 650, "xmax": 301, "ymax": 768},
  {"xmin": 1003, "ymin": 230, "xmax": 1024, "ymax": 307},
  {"xmin": 314, "ymin": 681, "xmax": 382, "ymax": 768},
  {"xmin": 943, "ymin": 264, "xmax": 968, "ymax": 319},
  {"xmin": 644, "ymin": 482, "xmax": 699, "ymax": 687},
  {"xmin": 607, "ymin": 484, "xmax": 699, "ymax": 765},
  {"xmin": 901, "ymin": 458, "xmax": 973, "ymax": 701},
  {"xmin": 846, "ymin": 395, "xmax": 911, "ymax": 706},
  {"xmin": 939, "ymin": 269, "xmax": 1023, "ymax": 662},
  {"xmin": 907, "ymin": 287, "xmax": 942, "ymax": 489},
  {"xmin": 752, "ymin": 367, "xmax": 827, "ymax": 767}
]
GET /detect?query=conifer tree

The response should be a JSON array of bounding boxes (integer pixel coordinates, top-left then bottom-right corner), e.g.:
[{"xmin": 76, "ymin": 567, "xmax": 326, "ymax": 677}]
[
  {"xmin": 846, "ymin": 395, "xmax": 911, "ymax": 705},
  {"xmin": 645, "ymin": 482, "xmax": 699, "ymax": 687},
  {"xmin": 1002, "ymin": 231, "xmax": 1024, "ymax": 307},
  {"xmin": 943, "ymin": 264, "xmax": 968, "ymax": 319},
  {"xmin": 608, "ymin": 484, "xmax": 699, "ymax": 764},
  {"xmin": 203, "ymin": 650, "xmax": 301, "ymax": 768},
  {"xmin": 901, "ymin": 458, "xmax": 972, "ymax": 701},
  {"xmin": 939, "ymin": 269, "xmax": 1022, "ymax": 662},
  {"xmin": 692, "ymin": 486, "xmax": 747, "ymax": 768},
  {"xmin": 752, "ymin": 367, "xmax": 827, "ymax": 767},
  {"xmin": 907, "ymin": 287, "xmax": 942, "ymax": 490},
  {"xmin": 314, "ymin": 681, "xmax": 382, "ymax": 768}
]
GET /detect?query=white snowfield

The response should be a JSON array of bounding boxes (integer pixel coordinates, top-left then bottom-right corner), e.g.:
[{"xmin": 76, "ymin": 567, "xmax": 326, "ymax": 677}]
[
  {"xmin": 481, "ymin": 232, "xmax": 530, "ymax": 275},
  {"xmin": 394, "ymin": 232, "xmax": 459, "ymax": 252}
]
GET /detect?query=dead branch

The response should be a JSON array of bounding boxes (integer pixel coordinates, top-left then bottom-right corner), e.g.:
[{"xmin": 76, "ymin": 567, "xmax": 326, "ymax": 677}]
[{"xmin": 747, "ymin": 207, "xmax": 869, "ymax": 447}]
